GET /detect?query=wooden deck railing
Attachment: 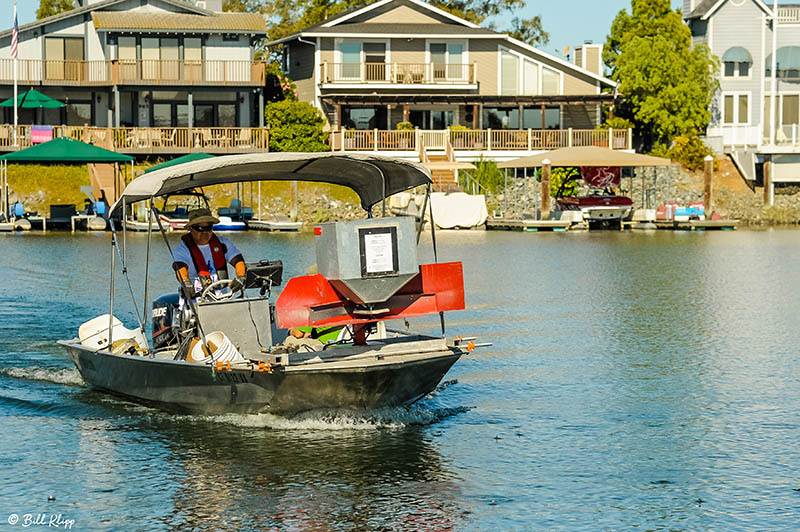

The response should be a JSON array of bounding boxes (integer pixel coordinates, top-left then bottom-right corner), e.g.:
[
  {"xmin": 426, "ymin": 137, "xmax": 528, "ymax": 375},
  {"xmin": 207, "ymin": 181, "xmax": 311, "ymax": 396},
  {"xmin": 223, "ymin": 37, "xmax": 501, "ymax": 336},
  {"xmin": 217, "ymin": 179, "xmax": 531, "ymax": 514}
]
[
  {"xmin": 321, "ymin": 62, "xmax": 476, "ymax": 84},
  {"xmin": 0, "ymin": 59, "xmax": 267, "ymax": 86},
  {"xmin": 331, "ymin": 128, "xmax": 632, "ymax": 152},
  {"xmin": 0, "ymin": 125, "xmax": 269, "ymax": 154}
]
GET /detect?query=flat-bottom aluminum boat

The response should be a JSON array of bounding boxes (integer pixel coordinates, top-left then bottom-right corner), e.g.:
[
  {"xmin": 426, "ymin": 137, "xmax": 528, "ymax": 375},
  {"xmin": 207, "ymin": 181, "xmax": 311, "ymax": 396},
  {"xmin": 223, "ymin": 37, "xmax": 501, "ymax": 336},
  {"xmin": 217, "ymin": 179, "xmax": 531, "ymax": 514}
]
[{"xmin": 60, "ymin": 153, "xmax": 485, "ymax": 416}]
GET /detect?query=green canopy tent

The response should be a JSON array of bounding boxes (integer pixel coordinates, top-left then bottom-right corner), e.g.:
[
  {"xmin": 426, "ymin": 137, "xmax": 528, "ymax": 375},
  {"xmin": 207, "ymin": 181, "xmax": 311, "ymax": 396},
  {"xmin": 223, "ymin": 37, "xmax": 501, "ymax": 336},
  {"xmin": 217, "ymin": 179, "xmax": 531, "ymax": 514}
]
[
  {"xmin": 0, "ymin": 138, "xmax": 134, "ymax": 221},
  {"xmin": 144, "ymin": 152, "xmax": 214, "ymax": 173}
]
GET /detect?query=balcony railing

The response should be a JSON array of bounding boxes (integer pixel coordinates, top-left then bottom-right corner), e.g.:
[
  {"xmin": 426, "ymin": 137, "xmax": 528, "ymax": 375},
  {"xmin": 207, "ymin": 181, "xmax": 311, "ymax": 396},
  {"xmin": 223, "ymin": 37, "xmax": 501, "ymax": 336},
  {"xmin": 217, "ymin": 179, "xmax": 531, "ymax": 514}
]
[
  {"xmin": 330, "ymin": 128, "xmax": 632, "ymax": 151},
  {"xmin": 321, "ymin": 62, "xmax": 476, "ymax": 84},
  {"xmin": 777, "ymin": 7, "xmax": 800, "ymax": 23},
  {"xmin": 0, "ymin": 59, "xmax": 267, "ymax": 86},
  {"xmin": 0, "ymin": 125, "xmax": 269, "ymax": 154}
]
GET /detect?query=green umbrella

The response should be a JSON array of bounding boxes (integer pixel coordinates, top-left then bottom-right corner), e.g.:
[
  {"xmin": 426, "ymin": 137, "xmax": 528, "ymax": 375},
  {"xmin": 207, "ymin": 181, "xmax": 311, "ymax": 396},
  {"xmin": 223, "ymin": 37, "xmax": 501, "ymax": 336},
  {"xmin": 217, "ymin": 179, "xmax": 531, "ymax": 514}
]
[{"xmin": 0, "ymin": 88, "xmax": 66, "ymax": 109}]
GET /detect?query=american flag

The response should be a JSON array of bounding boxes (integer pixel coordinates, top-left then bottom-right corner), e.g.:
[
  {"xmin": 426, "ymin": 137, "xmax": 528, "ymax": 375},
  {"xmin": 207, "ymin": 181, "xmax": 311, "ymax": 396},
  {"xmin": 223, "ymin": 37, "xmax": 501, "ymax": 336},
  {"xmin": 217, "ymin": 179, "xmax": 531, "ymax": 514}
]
[{"xmin": 11, "ymin": 4, "xmax": 18, "ymax": 59}]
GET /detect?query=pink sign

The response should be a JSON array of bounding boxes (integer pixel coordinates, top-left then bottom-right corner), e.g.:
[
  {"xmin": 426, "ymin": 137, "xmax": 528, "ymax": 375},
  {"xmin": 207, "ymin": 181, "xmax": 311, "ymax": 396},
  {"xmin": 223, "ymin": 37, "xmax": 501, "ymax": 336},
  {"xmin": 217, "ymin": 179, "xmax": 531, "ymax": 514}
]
[{"xmin": 31, "ymin": 125, "xmax": 53, "ymax": 145}]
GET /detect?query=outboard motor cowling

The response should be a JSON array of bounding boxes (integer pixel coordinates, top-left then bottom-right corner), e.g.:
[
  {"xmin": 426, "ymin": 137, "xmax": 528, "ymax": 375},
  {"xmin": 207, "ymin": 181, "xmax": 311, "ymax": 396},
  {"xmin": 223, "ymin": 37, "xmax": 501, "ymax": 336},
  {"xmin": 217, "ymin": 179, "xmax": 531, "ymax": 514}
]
[{"xmin": 152, "ymin": 293, "xmax": 180, "ymax": 350}]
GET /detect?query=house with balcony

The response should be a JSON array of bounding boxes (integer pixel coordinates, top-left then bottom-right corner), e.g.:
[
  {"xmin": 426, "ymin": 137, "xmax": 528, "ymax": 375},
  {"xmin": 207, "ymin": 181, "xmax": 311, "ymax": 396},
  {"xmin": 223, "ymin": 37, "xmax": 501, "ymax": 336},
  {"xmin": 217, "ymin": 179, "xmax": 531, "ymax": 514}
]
[
  {"xmin": 684, "ymin": 0, "xmax": 800, "ymax": 186},
  {"xmin": 268, "ymin": 0, "xmax": 627, "ymax": 158},
  {"xmin": 0, "ymin": 0, "xmax": 269, "ymax": 154}
]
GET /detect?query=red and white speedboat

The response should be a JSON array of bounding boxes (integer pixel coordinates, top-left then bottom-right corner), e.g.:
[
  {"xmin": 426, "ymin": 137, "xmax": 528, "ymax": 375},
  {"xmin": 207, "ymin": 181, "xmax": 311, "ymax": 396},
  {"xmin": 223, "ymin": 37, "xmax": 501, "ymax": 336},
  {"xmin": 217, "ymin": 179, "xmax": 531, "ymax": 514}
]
[{"xmin": 556, "ymin": 166, "xmax": 633, "ymax": 226}]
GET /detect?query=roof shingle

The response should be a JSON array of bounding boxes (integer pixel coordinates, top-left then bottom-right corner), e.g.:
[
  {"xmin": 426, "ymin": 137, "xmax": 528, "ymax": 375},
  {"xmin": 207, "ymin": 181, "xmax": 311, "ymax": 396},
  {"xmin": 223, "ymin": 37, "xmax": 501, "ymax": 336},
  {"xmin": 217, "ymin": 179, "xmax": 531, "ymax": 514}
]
[{"xmin": 92, "ymin": 11, "xmax": 266, "ymax": 33}]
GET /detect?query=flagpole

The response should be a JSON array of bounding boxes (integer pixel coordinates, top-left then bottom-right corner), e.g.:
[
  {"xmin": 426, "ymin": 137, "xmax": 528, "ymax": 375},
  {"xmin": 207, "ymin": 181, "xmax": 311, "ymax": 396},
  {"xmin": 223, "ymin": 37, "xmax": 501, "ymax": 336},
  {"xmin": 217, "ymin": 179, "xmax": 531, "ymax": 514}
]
[{"xmin": 13, "ymin": 2, "xmax": 18, "ymax": 148}]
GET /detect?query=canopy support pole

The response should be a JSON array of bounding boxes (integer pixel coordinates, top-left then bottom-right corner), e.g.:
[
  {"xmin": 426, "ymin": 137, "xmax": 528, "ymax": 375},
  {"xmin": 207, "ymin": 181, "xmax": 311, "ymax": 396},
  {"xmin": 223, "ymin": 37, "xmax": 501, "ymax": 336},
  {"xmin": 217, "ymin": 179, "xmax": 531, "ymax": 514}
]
[
  {"xmin": 108, "ymin": 226, "xmax": 116, "ymax": 350},
  {"xmin": 142, "ymin": 200, "xmax": 154, "ymax": 334},
  {"xmin": 258, "ymin": 181, "xmax": 262, "ymax": 220},
  {"xmin": 416, "ymin": 185, "xmax": 430, "ymax": 244},
  {"xmin": 153, "ymin": 208, "xmax": 213, "ymax": 370},
  {"xmin": 109, "ymin": 218, "xmax": 145, "ymax": 335}
]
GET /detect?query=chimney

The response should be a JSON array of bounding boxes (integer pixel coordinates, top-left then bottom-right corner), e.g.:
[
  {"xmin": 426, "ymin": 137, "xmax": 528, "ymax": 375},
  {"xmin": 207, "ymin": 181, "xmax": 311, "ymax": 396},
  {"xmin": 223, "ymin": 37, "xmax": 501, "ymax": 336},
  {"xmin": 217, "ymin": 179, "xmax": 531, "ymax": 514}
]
[
  {"xmin": 682, "ymin": 0, "xmax": 696, "ymax": 17},
  {"xmin": 574, "ymin": 41, "xmax": 602, "ymax": 76},
  {"xmin": 196, "ymin": 0, "xmax": 224, "ymax": 12}
]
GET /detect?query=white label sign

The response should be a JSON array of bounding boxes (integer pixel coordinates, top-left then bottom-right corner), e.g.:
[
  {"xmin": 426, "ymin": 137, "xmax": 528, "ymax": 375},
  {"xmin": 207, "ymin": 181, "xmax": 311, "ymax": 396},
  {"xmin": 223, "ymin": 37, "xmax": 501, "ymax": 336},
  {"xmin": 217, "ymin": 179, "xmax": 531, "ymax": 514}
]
[{"xmin": 363, "ymin": 232, "xmax": 393, "ymax": 274}]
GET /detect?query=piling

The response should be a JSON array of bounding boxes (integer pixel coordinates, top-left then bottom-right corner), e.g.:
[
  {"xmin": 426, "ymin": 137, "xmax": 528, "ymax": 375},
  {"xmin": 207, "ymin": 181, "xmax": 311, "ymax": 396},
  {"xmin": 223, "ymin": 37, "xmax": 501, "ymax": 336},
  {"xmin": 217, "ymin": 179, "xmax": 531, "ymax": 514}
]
[
  {"xmin": 541, "ymin": 160, "xmax": 551, "ymax": 221},
  {"xmin": 704, "ymin": 155, "xmax": 713, "ymax": 218}
]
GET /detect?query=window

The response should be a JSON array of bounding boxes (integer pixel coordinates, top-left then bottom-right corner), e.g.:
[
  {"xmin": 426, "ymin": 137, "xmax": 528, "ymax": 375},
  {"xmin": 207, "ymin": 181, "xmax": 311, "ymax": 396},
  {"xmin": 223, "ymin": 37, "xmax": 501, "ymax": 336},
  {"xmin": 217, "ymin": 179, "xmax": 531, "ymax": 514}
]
[
  {"xmin": 523, "ymin": 106, "xmax": 560, "ymax": 129},
  {"xmin": 723, "ymin": 94, "xmax": 749, "ymax": 124},
  {"xmin": 363, "ymin": 42, "xmax": 386, "ymax": 81},
  {"xmin": 342, "ymin": 106, "xmax": 387, "ymax": 130},
  {"xmin": 542, "ymin": 67, "xmax": 560, "ymax": 95},
  {"xmin": 724, "ymin": 61, "xmax": 750, "ymax": 77},
  {"xmin": 523, "ymin": 59, "xmax": 538, "ymax": 96},
  {"xmin": 483, "ymin": 107, "xmax": 519, "ymax": 129},
  {"xmin": 501, "ymin": 50, "xmax": 519, "ymax": 96},
  {"xmin": 45, "ymin": 37, "xmax": 84, "ymax": 81},
  {"xmin": 766, "ymin": 46, "xmax": 800, "ymax": 79},
  {"xmin": 722, "ymin": 47, "xmax": 752, "ymax": 78},
  {"xmin": 340, "ymin": 42, "xmax": 361, "ymax": 79},
  {"xmin": 782, "ymin": 95, "xmax": 799, "ymax": 125},
  {"xmin": 430, "ymin": 42, "xmax": 465, "ymax": 80}
]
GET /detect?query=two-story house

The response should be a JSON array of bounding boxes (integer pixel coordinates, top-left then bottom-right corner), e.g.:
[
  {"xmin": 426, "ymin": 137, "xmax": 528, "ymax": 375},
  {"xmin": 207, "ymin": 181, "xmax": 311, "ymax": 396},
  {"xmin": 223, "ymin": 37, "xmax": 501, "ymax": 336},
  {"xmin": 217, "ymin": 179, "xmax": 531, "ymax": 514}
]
[
  {"xmin": 0, "ymin": 0, "xmax": 268, "ymax": 153},
  {"xmin": 684, "ymin": 0, "xmax": 800, "ymax": 187},
  {"xmin": 269, "ymin": 0, "xmax": 626, "ymax": 157}
]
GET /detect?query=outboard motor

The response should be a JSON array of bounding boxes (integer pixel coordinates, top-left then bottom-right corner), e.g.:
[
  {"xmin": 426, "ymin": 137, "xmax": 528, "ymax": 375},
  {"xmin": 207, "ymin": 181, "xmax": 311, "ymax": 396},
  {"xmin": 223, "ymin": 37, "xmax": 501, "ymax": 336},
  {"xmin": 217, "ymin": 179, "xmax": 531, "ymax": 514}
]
[{"xmin": 151, "ymin": 293, "xmax": 180, "ymax": 350}]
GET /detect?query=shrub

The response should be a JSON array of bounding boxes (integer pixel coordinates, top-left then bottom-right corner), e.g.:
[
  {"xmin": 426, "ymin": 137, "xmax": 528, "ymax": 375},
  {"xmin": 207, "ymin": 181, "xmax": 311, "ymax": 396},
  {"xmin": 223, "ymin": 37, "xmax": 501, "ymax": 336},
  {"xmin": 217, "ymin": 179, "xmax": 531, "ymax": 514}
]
[
  {"xmin": 264, "ymin": 100, "xmax": 329, "ymax": 152},
  {"xmin": 396, "ymin": 121, "xmax": 414, "ymax": 131},
  {"xmin": 461, "ymin": 155, "xmax": 505, "ymax": 194},
  {"xmin": 449, "ymin": 125, "xmax": 469, "ymax": 130},
  {"xmin": 597, "ymin": 117, "xmax": 635, "ymax": 130},
  {"xmin": 652, "ymin": 131, "xmax": 717, "ymax": 172},
  {"xmin": 535, "ymin": 166, "xmax": 580, "ymax": 197}
]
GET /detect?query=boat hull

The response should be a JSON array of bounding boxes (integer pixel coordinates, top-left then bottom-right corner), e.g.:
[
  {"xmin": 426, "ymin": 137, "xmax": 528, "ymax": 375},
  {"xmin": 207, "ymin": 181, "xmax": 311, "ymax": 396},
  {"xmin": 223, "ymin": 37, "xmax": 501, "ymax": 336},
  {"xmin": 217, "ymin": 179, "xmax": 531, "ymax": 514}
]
[{"xmin": 60, "ymin": 340, "xmax": 460, "ymax": 416}]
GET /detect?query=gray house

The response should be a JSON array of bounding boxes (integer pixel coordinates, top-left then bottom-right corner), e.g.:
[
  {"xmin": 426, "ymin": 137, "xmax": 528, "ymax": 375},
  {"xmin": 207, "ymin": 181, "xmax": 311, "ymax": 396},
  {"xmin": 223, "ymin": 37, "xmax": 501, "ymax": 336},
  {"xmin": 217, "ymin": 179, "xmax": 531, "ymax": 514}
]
[
  {"xmin": 0, "ymin": 0, "xmax": 267, "ymax": 129},
  {"xmin": 684, "ymin": 0, "xmax": 800, "ymax": 185}
]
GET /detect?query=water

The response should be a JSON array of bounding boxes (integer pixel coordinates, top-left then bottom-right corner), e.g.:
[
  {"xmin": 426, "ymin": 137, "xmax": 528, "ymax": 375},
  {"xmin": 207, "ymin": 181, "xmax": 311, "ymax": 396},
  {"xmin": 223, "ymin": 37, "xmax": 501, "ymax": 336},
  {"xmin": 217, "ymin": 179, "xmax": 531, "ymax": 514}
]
[{"xmin": 1, "ymin": 229, "xmax": 799, "ymax": 531}]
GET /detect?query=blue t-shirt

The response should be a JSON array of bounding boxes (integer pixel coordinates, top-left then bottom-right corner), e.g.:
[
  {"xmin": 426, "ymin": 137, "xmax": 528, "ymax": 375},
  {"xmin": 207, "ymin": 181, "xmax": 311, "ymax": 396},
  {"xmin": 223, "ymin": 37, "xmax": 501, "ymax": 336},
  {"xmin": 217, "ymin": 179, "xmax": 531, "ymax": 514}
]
[{"xmin": 173, "ymin": 235, "xmax": 242, "ymax": 291}]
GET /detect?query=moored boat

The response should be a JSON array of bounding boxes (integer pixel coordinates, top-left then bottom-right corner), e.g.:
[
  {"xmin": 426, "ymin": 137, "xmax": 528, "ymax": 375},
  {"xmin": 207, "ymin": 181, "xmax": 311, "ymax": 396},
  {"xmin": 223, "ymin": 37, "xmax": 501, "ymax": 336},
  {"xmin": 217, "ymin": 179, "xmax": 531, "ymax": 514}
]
[{"xmin": 59, "ymin": 153, "xmax": 487, "ymax": 416}]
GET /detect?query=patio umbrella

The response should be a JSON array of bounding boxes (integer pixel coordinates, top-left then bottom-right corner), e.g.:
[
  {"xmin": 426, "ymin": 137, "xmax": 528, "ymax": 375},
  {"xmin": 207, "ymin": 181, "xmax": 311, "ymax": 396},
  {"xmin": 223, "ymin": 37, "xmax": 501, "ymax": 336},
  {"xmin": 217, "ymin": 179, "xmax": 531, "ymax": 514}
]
[{"xmin": 0, "ymin": 88, "xmax": 66, "ymax": 109}]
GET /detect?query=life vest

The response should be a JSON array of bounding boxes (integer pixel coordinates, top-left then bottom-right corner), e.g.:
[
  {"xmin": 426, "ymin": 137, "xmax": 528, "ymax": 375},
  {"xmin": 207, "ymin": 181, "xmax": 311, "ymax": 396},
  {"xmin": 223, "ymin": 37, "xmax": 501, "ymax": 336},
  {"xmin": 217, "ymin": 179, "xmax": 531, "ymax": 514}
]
[{"xmin": 181, "ymin": 233, "xmax": 228, "ymax": 279}]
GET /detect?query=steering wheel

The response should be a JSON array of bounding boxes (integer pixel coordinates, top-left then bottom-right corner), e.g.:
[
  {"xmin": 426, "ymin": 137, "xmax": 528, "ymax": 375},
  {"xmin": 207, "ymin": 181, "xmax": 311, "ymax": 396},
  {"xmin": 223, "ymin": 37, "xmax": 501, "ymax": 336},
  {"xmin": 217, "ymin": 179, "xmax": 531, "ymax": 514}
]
[{"xmin": 200, "ymin": 278, "xmax": 244, "ymax": 302}]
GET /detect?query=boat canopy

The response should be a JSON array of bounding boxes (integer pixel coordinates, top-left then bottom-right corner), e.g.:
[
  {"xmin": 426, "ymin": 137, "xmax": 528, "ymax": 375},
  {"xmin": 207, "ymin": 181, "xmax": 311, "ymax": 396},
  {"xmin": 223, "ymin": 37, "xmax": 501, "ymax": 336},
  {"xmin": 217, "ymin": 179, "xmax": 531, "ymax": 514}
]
[
  {"xmin": 109, "ymin": 152, "xmax": 432, "ymax": 217},
  {"xmin": 497, "ymin": 146, "xmax": 672, "ymax": 168}
]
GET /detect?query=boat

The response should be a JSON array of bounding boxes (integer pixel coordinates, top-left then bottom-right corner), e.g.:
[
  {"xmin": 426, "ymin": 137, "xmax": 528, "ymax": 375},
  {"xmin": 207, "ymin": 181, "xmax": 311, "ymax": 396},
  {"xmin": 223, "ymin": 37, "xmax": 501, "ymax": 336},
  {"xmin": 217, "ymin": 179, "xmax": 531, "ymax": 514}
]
[
  {"xmin": 213, "ymin": 215, "xmax": 247, "ymax": 231},
  {"xmin": 555, "ymin": 166, "xmax": 633, "ymax": 228},
  {"xmin": 59, "ymin": 152, "xmax": 487, "ymax": 416},
  {"xmin": 246, "ymin": 215, "xmax": 302, "ymax": 232},
  {"xmin": 124, "ymin": 190, "xmax": 210, "ymax": 232}
]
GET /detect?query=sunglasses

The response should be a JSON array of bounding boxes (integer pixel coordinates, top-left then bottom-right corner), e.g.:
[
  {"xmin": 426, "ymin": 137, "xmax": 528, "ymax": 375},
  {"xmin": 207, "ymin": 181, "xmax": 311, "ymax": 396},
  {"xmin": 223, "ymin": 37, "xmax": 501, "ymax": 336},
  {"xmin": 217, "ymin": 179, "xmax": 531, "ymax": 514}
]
[{"xmin": 192, "ymin": 225, "xmax": 213, "ymax": 232}]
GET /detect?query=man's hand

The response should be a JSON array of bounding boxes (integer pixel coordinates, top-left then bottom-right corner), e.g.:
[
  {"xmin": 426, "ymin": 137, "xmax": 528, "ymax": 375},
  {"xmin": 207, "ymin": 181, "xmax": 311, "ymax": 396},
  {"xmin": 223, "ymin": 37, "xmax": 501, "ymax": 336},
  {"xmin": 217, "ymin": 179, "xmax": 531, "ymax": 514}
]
[
  {"xmin": 181, "ymin": 280, "xmax": 197, "ymax": 301},
  {"xmin": 230, "ymin": 275, "xmax": 246, "ymax": 293}
]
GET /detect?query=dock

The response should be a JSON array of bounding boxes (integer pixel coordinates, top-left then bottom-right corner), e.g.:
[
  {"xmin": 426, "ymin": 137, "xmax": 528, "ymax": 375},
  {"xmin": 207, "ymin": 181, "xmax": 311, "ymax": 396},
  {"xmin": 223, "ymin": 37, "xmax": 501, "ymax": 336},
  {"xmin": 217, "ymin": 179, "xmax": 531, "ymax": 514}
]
[
  {"xmin": 487, "ymin": 219, "xmax": 572, "ymax": 232},
  {"xmin": 653, "ymin": 219, "xmax": 739, "ymax": 231}
]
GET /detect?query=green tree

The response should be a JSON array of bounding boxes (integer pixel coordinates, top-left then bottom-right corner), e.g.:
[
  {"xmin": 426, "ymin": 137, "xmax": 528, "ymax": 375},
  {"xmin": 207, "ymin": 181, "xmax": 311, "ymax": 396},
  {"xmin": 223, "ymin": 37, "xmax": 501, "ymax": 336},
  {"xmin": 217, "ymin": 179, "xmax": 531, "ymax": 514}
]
[
  {"xmin": 226, "ymin": 0, "xmax": 548, "ymax": 47},
  {"xmin": 264, "ymin": 100, "xmax": 329, "ymax": 152},
  {"xmin": 37, "ymin": 0, "xmax": 75, "ymax": 19},
  {"xmin": 603, "ymin": 0, "xmax": 718, "ymax": 150}
]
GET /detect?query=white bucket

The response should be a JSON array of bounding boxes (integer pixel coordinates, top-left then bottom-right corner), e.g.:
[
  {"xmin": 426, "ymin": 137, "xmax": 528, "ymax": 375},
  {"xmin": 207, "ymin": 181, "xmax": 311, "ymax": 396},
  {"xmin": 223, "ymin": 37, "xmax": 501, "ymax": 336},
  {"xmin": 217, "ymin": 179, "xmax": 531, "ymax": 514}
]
[{"xmin": 189, "ymin": 331, "xmax": 244, "ymax": 364}]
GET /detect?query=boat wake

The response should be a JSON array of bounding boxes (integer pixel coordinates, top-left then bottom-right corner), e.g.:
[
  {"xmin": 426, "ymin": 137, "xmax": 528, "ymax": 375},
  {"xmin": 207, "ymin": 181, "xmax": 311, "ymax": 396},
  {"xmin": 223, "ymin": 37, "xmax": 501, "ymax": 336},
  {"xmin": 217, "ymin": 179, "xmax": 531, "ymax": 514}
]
[
  {"xmin": 195, "ymin": 403, "xmax": 472, "ymax": 431},
  {"xmin": 0, "ymin": 366, "xmax": 85, "ymax": 387}
]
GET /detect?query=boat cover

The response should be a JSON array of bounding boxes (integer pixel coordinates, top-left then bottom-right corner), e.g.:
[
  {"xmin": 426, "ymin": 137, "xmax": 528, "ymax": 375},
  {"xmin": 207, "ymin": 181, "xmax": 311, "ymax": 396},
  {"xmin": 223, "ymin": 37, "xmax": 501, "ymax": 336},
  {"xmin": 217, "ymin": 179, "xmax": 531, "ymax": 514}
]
[{"xmin": 109, "ymin": 152, "xmax": 432, "ymax": 217}]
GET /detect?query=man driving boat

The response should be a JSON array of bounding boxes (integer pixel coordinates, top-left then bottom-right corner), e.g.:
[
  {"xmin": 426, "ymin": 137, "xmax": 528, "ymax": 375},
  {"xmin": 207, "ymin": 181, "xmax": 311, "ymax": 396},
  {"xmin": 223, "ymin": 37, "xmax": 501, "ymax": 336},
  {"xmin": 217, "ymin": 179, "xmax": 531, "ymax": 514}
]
[{"xmin": 172, "ymin": 208, "xmax": 246, "ymax": 301}]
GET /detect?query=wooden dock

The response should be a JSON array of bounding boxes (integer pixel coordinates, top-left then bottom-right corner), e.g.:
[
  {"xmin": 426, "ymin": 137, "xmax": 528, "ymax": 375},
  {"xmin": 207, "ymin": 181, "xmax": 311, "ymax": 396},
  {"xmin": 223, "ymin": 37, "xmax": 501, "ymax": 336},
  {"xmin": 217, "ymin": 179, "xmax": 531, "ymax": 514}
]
[
  {"xmin": 653, "ymin": 219, "xmax": 738, "ymax": 231},
  {"xmin": 487, "ymin": 219, "xmax": 572, "ymax": 232}
]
